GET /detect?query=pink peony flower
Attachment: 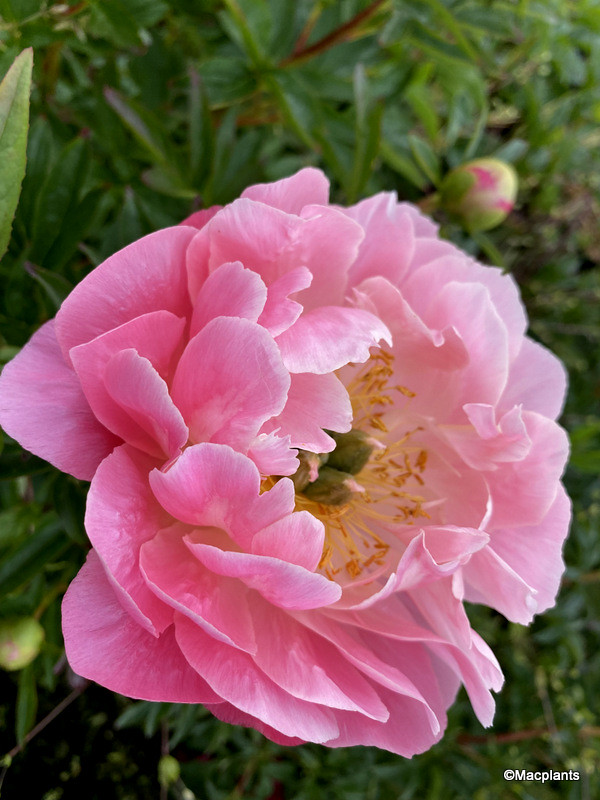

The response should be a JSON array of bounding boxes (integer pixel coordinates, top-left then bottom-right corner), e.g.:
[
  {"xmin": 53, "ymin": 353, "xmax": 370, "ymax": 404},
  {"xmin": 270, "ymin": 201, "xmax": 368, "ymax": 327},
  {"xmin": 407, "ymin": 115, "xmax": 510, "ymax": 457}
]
[{"xmin": 0, "ymin": 168, "xmax": 570, "ymax": 755}]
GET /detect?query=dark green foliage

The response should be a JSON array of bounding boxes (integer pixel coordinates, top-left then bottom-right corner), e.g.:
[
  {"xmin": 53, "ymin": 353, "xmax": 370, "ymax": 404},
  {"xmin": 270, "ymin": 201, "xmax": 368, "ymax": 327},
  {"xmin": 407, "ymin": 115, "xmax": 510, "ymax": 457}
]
[{"xmin": 0, "ymin": 1, "xmax": 599, "ymax": 798}]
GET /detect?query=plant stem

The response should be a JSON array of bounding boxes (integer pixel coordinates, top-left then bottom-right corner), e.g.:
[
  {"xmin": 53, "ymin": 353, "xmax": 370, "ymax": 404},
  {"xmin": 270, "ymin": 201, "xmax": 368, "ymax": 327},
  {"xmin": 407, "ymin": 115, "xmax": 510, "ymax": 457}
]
[{"xmin": 281, "ymin": 0, "xmax": 389, "ymax": 67}]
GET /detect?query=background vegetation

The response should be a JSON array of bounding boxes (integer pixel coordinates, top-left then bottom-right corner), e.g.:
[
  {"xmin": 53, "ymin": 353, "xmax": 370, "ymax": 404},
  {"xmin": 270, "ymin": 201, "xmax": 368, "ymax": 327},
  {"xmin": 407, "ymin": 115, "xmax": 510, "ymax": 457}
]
[{"xmin": 0, "ymin": 1, "xmax": 599, "ymax": 798}]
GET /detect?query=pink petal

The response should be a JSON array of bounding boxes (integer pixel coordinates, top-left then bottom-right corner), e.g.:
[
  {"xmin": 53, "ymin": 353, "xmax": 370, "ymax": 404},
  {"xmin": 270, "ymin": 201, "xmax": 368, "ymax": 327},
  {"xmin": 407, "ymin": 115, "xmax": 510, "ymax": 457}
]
[
  {"xmin": 267, "ymin": 371, "xmax": 352, "ymax": 452},
  {"xmin": 485, "ymin": 483, "xmax": 571, "ymax": 615},
  {"xmin": 62, "ymin": 550, "xmax": 220, "ymax": 703},
  {"xmin": 171, "ymin": 317, "xmax": 290, "ymax": 451},
  {"xmin": 441, "ymin": 403, "xmax": 532, "ymax": 471},
  {"xmin": 55, "ymin": 226, "xmax": 196, "ymax": 363},
  {"xmin": 486, "ymin": 410, "xmax": 569, "ymax": 528},
  {"xmin": 189, "ymin": 260, "xmax": 267, "ymax": 337},
  {"xmin": 0, "ymin": 321, "xmax": 118, "ymax": 480},
  {"xmin": 174, "ymin": 613, "xmax": 340, "ymax": 742},
  {"xmin": 341, "ymin": 193, "xmax": 415, "ymax": 287},
  {"xmin": 139, "ymin": 525, "xmax": 257, "ymax": 653},
  {"xmin": 247, "ymin": 431, "xmax": 298, "ymax": 476},
  {"xmin": 85, "ymin": 444, "xmax": 174, "ymax": 635},
  {"xmin": 70, "ymin": 310, "xmax": 186, "ymax": 453},
  {"xmin": 257, "ymin": 266, "xmax": 312, "ymax": 337},
  {"xmin": 251, "ymin": 510, "xmax": 325, "ymax": 571},
  {"xmin": 276, "ymin": 306, "xmax": 391, "ymax": 374},
  {"xmin": 501, "ymin": 337, "xmax": 568, "ymax": 420},
  {"xmin": 240, "ymin": 167, "xmax": 330, "ymax": 214},
  {"xmin": 179, "ymin": 205, "xmax": 222, "ymax": 229},
  {"xmin": 247, "ymin": 598, "xmax": 388, "ymax": 720},
  {"xmin": 149, "ymin": 443, "xmax": 296, "ymax": 550},
  {"xmin": 205, "ymin": 701, "xmax": 306, "ymax": 746},
  {"xmin": 103, "ymin": 350, "xmax": 188, "ymax": 459},
  {"xmin": 185, "ymin": 535, "xmax": 341, "ymax": 610},
  {"xmin": 462, "ymin": 546, "xmax": 538, "ymax": 624}
]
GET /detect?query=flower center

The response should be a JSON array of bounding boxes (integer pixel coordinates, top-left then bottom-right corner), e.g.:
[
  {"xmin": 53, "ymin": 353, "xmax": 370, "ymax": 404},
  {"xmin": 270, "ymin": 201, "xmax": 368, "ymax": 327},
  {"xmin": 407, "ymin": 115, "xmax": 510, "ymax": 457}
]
[{"xmin": 270, "ymin": 350, "xmax": 432, "ymax": 583}]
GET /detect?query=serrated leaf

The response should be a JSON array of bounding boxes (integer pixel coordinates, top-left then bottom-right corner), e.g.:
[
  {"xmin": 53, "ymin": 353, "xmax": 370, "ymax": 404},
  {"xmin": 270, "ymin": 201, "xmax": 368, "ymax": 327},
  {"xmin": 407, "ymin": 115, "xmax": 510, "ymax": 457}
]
[{"xmin": 0, "ymin": 49, "xmax": 33, "ymax": 261}]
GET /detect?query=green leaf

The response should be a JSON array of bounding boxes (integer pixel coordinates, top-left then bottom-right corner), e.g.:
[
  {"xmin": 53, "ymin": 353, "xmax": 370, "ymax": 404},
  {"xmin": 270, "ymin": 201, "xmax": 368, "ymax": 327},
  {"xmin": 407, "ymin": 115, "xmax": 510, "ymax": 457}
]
[
  {"xmin": 16, "ymin": 664, "xmax": 37, "ymax": 744},
  {"xmin": 408, "ymin": 133, "xmax": 441, "ymax": 186},
  {"xmin": 24, "ymin": 263, "xmax": 74, "ymax": 309},
  {"xmin": 380, "ymin": 140, "xmax": 428, "ymax": 190},
  {"xmin": 188, "ymin": 70, "xmax": 214, "ymax": 189},
  {"xmin": 348, "ymin": 64, "xmax": 382, "ymax": 201},
  {"xmin": 0, "ymin": 49, "xmax": 33, "ymax": 261},
  {"xmin": 0, "ymin": 520, "xmax": 71, "ymax": 600},
  {"xmin": 30, "ymin": 137, "xmax": 89, "ymax": 265}
]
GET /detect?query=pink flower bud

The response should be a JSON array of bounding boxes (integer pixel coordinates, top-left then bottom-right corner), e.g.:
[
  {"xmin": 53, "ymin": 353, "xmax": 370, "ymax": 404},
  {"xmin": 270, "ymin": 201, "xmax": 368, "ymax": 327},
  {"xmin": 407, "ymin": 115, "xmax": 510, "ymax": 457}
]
[
  {"xmin": 0, "ymin": 617, "xmax": 44, "ymax": 671},
  {"xmin": 440, "ymin": 157, "xmax": 518, "ymax": 231}
]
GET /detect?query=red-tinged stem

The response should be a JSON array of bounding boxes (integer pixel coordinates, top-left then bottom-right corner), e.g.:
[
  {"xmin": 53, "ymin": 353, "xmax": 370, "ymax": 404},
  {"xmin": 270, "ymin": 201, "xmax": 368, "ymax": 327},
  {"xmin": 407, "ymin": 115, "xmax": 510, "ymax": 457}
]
[{"xmin": 281, "ymin": 0, "xmax": 389, "ymax": 67}]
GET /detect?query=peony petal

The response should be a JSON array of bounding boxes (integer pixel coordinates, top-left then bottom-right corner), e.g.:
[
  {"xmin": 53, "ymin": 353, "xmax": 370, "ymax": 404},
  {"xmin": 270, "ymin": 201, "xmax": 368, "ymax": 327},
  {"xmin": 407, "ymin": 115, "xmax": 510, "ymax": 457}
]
[
  {"xmin": 0, "ymin": 321, "xmax": 118, "ymax": 480},
  {"xmin": 341, "ymin": 193, "xmax": 415, "ymax": 287},
  {"xmin": 486, "ymin": 410, "xmax": 569, "ymax": 528},
  {"xmin": 149, "ymin": 443, "xmax": 296, "ymax": 550},
  {"xmin": 257, "ymin": 266, "xmax": 312, "ymax": 337},
  {"xmin": 185, "ymin": 535, "xmax": 341, "ymax": 610},
  {"xmin": 189, "ymin": 260, "xmax": 267, "ymax": 337},
  {"xmin": 103, "ymin": 350, "xmax": 188, "ymax": 459},
  {"xmin": 251, "ymin": 510, "xmax": 325, "ymax": 571},
  {"xmin": 139, "ymin": 525, "xmax": 257, "ymax": 653},
  {"xmin": 175, "ymin": 613, "xmax": 340, "ymax": 742},
  {"xmin": 70, "ymin": 310, "xmax": 186, "ymax": 454},
  {"xmin": 55, "ymin": 226, "xmax": 196, "ymax": 363},
  {"xmin": 62, "ymin": 550, "xmax": 220, "ymax": 703},
  {"xmin": 171, "ymin": 317, "xmax": 290, "ymax": 452},
  {"xmin": 247, "ymin": 599, "xmax": 389, "ymax": 720},
  {"xmin": 179, "ymin": 205, "xmax": 222, "ymax": 230},
  {"xmin": 500, "ymin": 336, "xmax": 568, "ymax": 420},
  {"xmin": 247, "ymin": 431, "xmax": 299, "ymax": 476},
  {"xmin": 205, "ymin": 701, "xmax": 306, "ymax": 746},
  {"xmin": 240, "ymin": 167, "xmax": 330, "ymax": 214},
  {"xmin": 85, "ymin": 444, "xmax": 174, "ymax": 635},
  {"xmin": 276, "ymin": 306, "xmax": 391, "ymax": 374},
  {"xmin": 484, "ymin": 483, "xmax": 571, "ymax": 616},
  {"xmin": 267, "ymin": 371, "xmax": 352, "ymax": 452}
]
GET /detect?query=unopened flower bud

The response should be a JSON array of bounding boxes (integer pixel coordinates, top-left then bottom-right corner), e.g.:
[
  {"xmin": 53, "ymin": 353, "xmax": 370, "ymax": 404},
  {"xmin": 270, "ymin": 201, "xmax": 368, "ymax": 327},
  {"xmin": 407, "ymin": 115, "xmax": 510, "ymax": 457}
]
[
  {"xmin": 303, "ymin": 466, "xmax": 364, "ymax": 506},
  {"xmin": 158, "ymin": 754, "xmax": 180, "ymax": 787},
  {"xmin": 0, "ymin": 617, "xmax": 44, "ymax": 671},
  {"xmin": 289, "ymin": 450, "xmax": 328, "ymax": 492},
  {"xmin": 326, "ymin": 428, "xmax": 384, "ymax": 475},
  {"xmin": 440, "ymin": 158, "xmax": 517, "ymax": 232}
]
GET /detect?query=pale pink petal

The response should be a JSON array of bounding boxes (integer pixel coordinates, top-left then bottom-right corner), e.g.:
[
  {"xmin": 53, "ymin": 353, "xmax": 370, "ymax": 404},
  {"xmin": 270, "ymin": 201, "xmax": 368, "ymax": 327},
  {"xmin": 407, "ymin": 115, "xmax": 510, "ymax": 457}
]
[
  {"xmin": 139, "ymin": 525, "xmax": 257, "ymax": 653},
  {"xmin": 240, "ymin": 167, "xmax": 329, "ymax": 214},
  {"xmin": 486, "ymin": 483, "xmax": 571, "ymax": 615},
  {"xmin": 246, "ymin": 431, "xmax": 299, "ymax": 476},
  {"xmin": 85, "ymin": 444, "xmax": 173, "ymax": 635},
  {"xmin": 341, "ymin": 193, "xmax": 415, "ymax": 287},
  {"xmin": 171, "ymin": 317, "xmax": 290, "ymax": 451},
  {"xmin": 404, "ymin": 245, "xmax": 526, "ymax": 361},
  {"xmin": 422, "ymin": 281, "xmax": 509, "ymax": 407},
  {"xmin": 500, "ymin": 337, "xmax": 568, "ymax": 419},
  {"xmin": 257, "ymin": 266, "xmax": 312, "ymax": 337},
  {"xmin": 251, "ymin": 510, "xmax": 324, "ymax": 571},
  {"xmin": 397, "ymin": 202, "xmax": 438, "ymax": 236},
  {"xmin": 267, "ymin": 371, "xmax": 352, "ymax": 452},
  {"xmin": 276, "ymin": 306, "xmax": 391, "ymax": 374},
  {"xmin": 0, "ymin": 321, "xmax": 118, "ymax": 480},
  {"xmin": 487, "ymin": 410, "xmax": 569, "ymax": 528},
  {"xmin": 462, "ymin": 546, "xmax": 538, "ymax": 624},
  {"xmin": 62, "ymin": 550, "xmax": 220, "ymax": 703},
  {"xmin": 103, "ymin": 350, "xmax": 188, "ymax": 459},
  {"xmin": 189, "ymin": 261, "xmax": 267, "ymax": 337},
  {"xmin": 441, "ymin": 403, "xmax": 531, "ymax": 471},
  {"xmin": 185, "ymin": 535, "xmax": 341, "ymax": 609},
  {"xmin": 174, "ymin": 614, "xmax": 340, "ymax": 742},
  {"xmin": 55, "ymin": 226, "xmax": 196, "ymax": 363}
]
